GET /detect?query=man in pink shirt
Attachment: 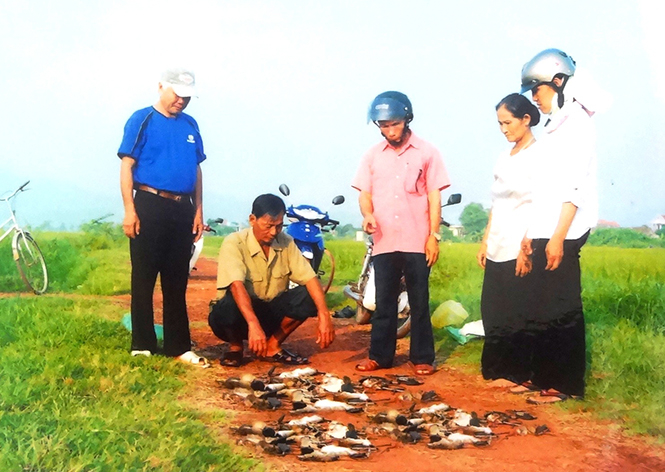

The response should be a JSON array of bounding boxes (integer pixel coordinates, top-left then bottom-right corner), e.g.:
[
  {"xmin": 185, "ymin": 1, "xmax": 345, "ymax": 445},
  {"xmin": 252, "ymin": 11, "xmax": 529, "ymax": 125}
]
[{"xmin": 352, "ymin": 91, "xmax": 450, "ymax": 375}]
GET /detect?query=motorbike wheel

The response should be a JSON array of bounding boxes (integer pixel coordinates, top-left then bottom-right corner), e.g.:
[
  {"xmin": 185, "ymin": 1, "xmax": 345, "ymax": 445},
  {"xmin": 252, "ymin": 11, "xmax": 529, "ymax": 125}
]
[
  {"xmin": 356, "ymin": 305, "xmax": 411, "ymax": 338},
  {"xmin": 317, "ymin": 248, "xmax": 335, "ymax": 294},
  {"xmin": 396, "ymin": 311, "xmax": 411, "ymax": 339},
  {"xmin": 355, "ymin": 303, "xmax": 372, "ymax": 324}
]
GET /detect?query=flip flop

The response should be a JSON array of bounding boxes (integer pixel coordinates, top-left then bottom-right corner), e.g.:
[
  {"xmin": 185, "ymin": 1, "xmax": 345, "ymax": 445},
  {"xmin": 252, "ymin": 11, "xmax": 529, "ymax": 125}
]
[
  {"xmin": 526, "ymin": 391, "xmax": 570, "ymax": 404},
  {"xmin": 178, "ymin": 351, "xmax": 210, "ymax": 368},
  {"xmin": 264, "ymin": 348, "xmax": 309, "ymax": 365},
  {"xmin": 510, "ymin": 382, "xmax": 540, "ymax": 394},
  {"xmin": 220, "ymin": 350, "xmax": 243, "ymax": 367},
  {"xmin": 355, "ymin": 359, "xmax": 381, "ymax": 372},
  {"xmin": 410, "ymin": 362, "xmax": 435, "ymax": 376}
]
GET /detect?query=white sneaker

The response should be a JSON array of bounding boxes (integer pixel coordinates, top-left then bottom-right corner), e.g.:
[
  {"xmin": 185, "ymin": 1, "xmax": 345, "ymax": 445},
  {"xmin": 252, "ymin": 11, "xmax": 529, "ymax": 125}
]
[{"xmin": 131, "ymin": 350, "xmax": 152, "ymax": 357}]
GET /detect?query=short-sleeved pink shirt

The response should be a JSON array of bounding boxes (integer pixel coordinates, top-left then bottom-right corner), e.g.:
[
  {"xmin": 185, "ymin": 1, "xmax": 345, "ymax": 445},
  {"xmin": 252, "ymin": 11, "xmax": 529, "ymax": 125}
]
[{"xmin": 352, "ymin": 132, "xmax": 451, "ymax": 255}]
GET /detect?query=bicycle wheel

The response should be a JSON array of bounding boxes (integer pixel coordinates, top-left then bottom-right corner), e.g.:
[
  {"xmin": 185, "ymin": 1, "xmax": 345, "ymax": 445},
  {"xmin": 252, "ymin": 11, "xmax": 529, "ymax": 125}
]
[
  {"xmin": 13, "ymin": 231, "xmax": 48, "ymax": 294},
  {"xmin": 317, "ymin": 248, "xmax": 335, "ymax": 294}
]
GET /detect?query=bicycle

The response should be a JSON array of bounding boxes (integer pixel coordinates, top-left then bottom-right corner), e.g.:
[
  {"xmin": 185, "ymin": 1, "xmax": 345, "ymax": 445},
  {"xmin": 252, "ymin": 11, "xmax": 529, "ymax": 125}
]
[{"xmin": 0, "ymin": 181, "xmax": 49, "ymax": 294}]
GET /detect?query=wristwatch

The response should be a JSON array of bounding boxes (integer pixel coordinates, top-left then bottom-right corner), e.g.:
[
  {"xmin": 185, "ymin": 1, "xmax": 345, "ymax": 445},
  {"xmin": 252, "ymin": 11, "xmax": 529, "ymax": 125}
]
[{"xmin": 430, "ymin": 231, "xmax": 442, "ymax": 242}]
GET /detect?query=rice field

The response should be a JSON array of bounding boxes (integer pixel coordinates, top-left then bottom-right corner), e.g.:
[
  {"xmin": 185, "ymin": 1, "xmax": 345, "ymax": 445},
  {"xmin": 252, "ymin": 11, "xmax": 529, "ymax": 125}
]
[{"xmin": 1, "ymin": 232, "xmax": 664, "ymax": 472}]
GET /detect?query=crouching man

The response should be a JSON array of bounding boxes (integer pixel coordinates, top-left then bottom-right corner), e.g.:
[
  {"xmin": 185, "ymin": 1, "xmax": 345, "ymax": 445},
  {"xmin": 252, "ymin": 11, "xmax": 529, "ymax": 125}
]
[{"xmin": 208, "ymin": 194, "xmax": 335, "ymax": 367}]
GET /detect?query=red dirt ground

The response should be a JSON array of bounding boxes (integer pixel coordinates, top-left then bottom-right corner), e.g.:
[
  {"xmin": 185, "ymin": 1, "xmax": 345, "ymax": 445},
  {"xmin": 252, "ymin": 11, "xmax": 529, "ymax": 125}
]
[{"xmin": 156, "ymin": 257, "xmax": 665, "ymax": 471}]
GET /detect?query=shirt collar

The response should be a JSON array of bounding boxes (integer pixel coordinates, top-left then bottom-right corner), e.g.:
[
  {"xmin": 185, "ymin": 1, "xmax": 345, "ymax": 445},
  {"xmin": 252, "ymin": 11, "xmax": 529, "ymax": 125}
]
[
  {"xmin": 380, "ymin": 131, "xmax": 421, "ymax": 153},
  {"xmin": 246, "ymin": 228, "xmax": 286, "ymax": 258}
]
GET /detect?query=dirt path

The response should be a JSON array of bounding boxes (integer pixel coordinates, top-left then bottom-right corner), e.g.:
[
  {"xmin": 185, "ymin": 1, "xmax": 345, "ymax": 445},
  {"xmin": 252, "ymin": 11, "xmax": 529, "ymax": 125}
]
[{"xmin": 145, "ymin": 258, "xmax": 665, "ymax": 471}]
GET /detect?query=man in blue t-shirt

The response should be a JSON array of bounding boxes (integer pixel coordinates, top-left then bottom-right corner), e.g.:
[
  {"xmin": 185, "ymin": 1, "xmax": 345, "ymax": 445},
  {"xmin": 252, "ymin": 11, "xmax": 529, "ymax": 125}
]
[{"xmin": 117, "ymin": 68, "xmax": 207, "ymax": 365}]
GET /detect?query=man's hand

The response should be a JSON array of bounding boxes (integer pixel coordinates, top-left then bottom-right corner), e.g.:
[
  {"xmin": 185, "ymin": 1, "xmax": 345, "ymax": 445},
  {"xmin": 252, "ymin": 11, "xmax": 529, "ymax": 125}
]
[
  {"xmin": 477, "ymin": 241, "xmax": 487, "ymax": 269},
  {"xmin": 545, "ymin": 237, "xmax": 564, "ymax": 271},
  {"xmin": 192, "ymin": 213, "xmax": 204, "ymax": 242},
  {"xmin": 247, "ymin": 322, "xmax": 268, "ymax": 357},
  {"xmin": 425, "ymin": 235, "xmax": 440, "ymax": 267},
  {"xmin": 362, "ymin": 214, "xmax": 377, "ymax": 234},
  {"xmin": 123, "ymin": 210, "xmax": 140, "ymax": 239},
  {"xmin": 316, "ymin": 312, "xmax": 335, "ymax": 349}
]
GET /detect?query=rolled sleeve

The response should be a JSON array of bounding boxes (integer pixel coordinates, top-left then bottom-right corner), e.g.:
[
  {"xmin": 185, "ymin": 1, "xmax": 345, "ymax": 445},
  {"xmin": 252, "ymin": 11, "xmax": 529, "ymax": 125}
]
[
  {"xmin": 216, "ymin": 236, "xmax": 247, "ymax": 291},
  {"xmin": 425, "ymin": 148, "xmax": 451, "ymax": 193},
  {"xmin": 351, "ymin": 151, "xmax": 374, "ymax": 193}
]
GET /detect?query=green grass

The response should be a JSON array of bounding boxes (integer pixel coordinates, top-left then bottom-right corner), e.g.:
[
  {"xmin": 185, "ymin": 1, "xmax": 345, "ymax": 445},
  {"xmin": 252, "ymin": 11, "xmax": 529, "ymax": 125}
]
[
  {"xmin": 2, "ymin": 230, "xmax": 665, "ymax": 466},
  {"xmin": 0, "ymin": 232, "xmax": 131, "ymax": 296},
  {"xmin": 0, "ymin": 297, "xmax": 256, "ymax": 472}
]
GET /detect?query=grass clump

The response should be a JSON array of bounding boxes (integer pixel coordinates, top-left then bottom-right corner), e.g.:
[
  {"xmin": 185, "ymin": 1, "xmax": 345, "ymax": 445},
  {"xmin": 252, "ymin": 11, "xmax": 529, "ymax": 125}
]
[
  {"xmin": 0, "ymin": 230, "xmax": 131, "ymax": 296},
  {"xmin": 0, "ymin": 297, "xmax": 256, "ymax": 471}
]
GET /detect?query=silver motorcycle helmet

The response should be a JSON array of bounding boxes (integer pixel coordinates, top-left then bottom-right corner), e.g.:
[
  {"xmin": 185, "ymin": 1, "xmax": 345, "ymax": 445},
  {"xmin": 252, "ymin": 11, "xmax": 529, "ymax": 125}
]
[
  {"xmin": 520, "ymin": 48, "xmax": 577, "ymax": 94},
  {"xmin": 367, "ymin": 91, "xmax": 413, "ymax": 124}
]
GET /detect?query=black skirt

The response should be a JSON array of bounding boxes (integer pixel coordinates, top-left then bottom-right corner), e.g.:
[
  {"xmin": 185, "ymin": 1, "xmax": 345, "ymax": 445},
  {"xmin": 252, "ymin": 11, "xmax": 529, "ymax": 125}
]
[
  {"xmin": 480, "ymin": 258, "xmax": 534, "ymax": 384},
  {"xmin": 528, "ymin": 232, "xmax": 589, "ymax": 397}
]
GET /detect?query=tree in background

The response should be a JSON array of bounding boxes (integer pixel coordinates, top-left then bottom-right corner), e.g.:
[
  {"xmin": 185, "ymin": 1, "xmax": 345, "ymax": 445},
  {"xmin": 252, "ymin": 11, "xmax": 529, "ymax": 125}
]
[
  {"xmin": 206, "ymin": 218, "xmax": 239, "ymax": 236},
  {"xmin": 336, "ymin": 223, "xmax": 359, "ymax": 239},
  {"xmin": 459, "ymin": 203, "xmax": 489, "ymax": 242}
]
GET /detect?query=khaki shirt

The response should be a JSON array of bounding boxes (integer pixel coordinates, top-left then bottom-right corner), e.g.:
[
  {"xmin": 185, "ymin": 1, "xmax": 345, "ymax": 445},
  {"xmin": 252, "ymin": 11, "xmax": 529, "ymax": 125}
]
[{"xmin": 216, "ymin": 228, "xmax": 316, "ymax": 301}]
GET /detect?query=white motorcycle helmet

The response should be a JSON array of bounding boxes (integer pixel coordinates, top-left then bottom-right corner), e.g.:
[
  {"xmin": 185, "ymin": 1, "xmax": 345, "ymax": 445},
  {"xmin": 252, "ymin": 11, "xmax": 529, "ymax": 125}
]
[{"xmin": 520, "ymin": 48, "xmax": 576, "ymax": 94}]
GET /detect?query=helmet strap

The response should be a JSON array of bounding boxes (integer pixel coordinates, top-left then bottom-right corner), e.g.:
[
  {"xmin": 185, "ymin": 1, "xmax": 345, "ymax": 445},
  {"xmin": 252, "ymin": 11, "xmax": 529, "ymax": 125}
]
[{"xmin": 552, "ymin": 74, "xmax": 570, "ymax": 108}]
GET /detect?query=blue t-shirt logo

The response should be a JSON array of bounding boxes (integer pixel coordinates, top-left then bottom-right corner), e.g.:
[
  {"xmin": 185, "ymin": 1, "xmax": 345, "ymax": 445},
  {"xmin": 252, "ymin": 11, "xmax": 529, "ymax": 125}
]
[{"xmin": 187, "ymin": 135, "xmax": 195, "ymax": 144}]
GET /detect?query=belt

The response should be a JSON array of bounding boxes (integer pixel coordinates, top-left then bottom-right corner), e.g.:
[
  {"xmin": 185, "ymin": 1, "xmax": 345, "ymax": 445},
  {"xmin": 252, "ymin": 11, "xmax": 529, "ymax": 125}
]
[{"xmin": 136, "ymin": 185, "xmax": 189, "ymax": 202}]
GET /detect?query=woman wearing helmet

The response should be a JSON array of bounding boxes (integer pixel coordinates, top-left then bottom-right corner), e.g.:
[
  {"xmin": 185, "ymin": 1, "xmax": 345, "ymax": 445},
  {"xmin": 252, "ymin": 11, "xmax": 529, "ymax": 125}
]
[
  {"xmin": 477, "ymin": 93, "xmax": 540, "ymax": 388},
  {"xmin": 517, "ymin": 48, "xmax": 598, "ymax": 403}
]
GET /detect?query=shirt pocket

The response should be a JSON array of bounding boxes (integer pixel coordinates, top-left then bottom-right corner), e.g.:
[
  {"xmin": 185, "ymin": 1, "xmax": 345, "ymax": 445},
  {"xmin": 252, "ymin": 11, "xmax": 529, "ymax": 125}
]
[
  {"xmin": 271, "ymin": 258, "xmax": 292, "ymax": 285},
  {"xmin": 404, "ymin": 164, "xmax": 426, "ymax": 195},
  {"xmin": 246, "ymin": 265, "xmax": 264, "ymax": 286}
]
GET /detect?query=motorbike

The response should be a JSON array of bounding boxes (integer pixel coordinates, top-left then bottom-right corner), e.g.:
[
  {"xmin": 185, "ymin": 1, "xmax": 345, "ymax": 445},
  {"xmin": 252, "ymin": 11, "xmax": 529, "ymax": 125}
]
[
  {"xmin": 343, "ymin": 193, "xmax": 462, "ymax": 338},
  {"xmin": 278, "ymin": 184, "xmax": 345, "ymax": 293}
]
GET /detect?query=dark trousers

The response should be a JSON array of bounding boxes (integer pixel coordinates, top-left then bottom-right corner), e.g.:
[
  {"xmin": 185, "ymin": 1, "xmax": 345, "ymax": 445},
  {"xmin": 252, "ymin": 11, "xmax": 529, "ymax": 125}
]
[
  {"xmin": 371, "ymin": 252, "xmax": 434, "ymax": 367},
  {"xmin": 130, "ymin": 190, "xmax": 194, "ymax": 356},
  {"xmin": 208, "ymin": 285, "xmax": 317, "ymax": 343},
  {"xmin": 529, "ymin": 232, "xmax": 589, "ymax": 396}
]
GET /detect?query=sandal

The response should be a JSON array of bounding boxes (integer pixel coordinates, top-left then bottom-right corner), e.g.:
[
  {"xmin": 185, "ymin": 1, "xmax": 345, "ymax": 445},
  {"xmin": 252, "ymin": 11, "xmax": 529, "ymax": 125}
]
[
  {"xmin": 178, "ymin": 351, "xmax": 210, "ymax": 368},
  {"xmin": 220, "ymin": 350, "xmax": 243, "ymax": 367},
  {"xmin": 410, "ymin": 363, "xmax": 435, "ymax": 376},
  {"xmin": 526, "ymin": 393, "xmax": 570, "ymax": 404},
  {"xmin": 355, "ymin": 359, "xmax": 381, "ymax": 372},
  {"xmin": 264, "ymin": 348, "xmax": 309, "ymax": 365},
  {"xmin": 510, "ymin": 382, "xmax": 540, "ymax": 394}
]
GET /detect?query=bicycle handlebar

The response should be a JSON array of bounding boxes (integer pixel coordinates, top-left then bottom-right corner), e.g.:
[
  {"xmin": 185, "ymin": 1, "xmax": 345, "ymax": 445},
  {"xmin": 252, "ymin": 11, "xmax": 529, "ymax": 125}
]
[{"xmin": 0, "ymin": 180, "xmax": 30, "ymax": 202}]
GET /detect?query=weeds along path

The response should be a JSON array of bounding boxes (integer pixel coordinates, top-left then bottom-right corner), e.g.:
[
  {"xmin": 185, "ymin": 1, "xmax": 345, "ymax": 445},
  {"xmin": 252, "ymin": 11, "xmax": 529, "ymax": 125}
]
[{"xmin": 140, "ymin": 257, "xmax": 665, "ymax": 471}]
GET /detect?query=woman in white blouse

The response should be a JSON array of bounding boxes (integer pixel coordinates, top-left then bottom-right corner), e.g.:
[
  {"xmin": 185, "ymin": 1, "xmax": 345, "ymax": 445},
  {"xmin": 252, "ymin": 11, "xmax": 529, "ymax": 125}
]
[
  {"xmin": 517, "ymin": 48, "xmax": 598, "ymax": 404},
  {"xmin": 477, "ymin": 93, "xmax": 540, "ymax": 388}
]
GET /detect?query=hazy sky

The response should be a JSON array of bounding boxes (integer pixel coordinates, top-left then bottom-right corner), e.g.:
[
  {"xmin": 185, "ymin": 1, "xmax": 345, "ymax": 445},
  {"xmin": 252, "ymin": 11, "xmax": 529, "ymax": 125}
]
[{"xmin": 1, "ymin": 0, "xmax": 663, "ymax": 229}]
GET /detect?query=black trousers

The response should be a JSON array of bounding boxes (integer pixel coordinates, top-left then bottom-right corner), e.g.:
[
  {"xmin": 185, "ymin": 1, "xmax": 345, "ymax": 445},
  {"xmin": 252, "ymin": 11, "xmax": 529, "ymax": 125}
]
[
  {"xmin": 130, "ymin": 190, "xmax": 194, "ymax": 356},
  {"xmin": 371, "ymin": 252, "xmax": 434, "ymax": 367},
  {"xmin": 481, "ymin": 259, "xmax": 535, "ymax": 384},
  {"xmin": 208, "ymin": 285, "xmax": 317, "ymax": 343},
  {"xmin": 529, "ymin": 231, "xmax": 589, "ymax": 396}
]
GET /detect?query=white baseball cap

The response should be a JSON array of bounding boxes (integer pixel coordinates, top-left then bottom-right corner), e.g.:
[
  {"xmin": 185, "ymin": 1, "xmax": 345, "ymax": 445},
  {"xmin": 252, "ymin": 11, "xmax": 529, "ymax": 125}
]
[{"xmin": 160, "ymin": 68, "xmax": 196, "ymax": 98}]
